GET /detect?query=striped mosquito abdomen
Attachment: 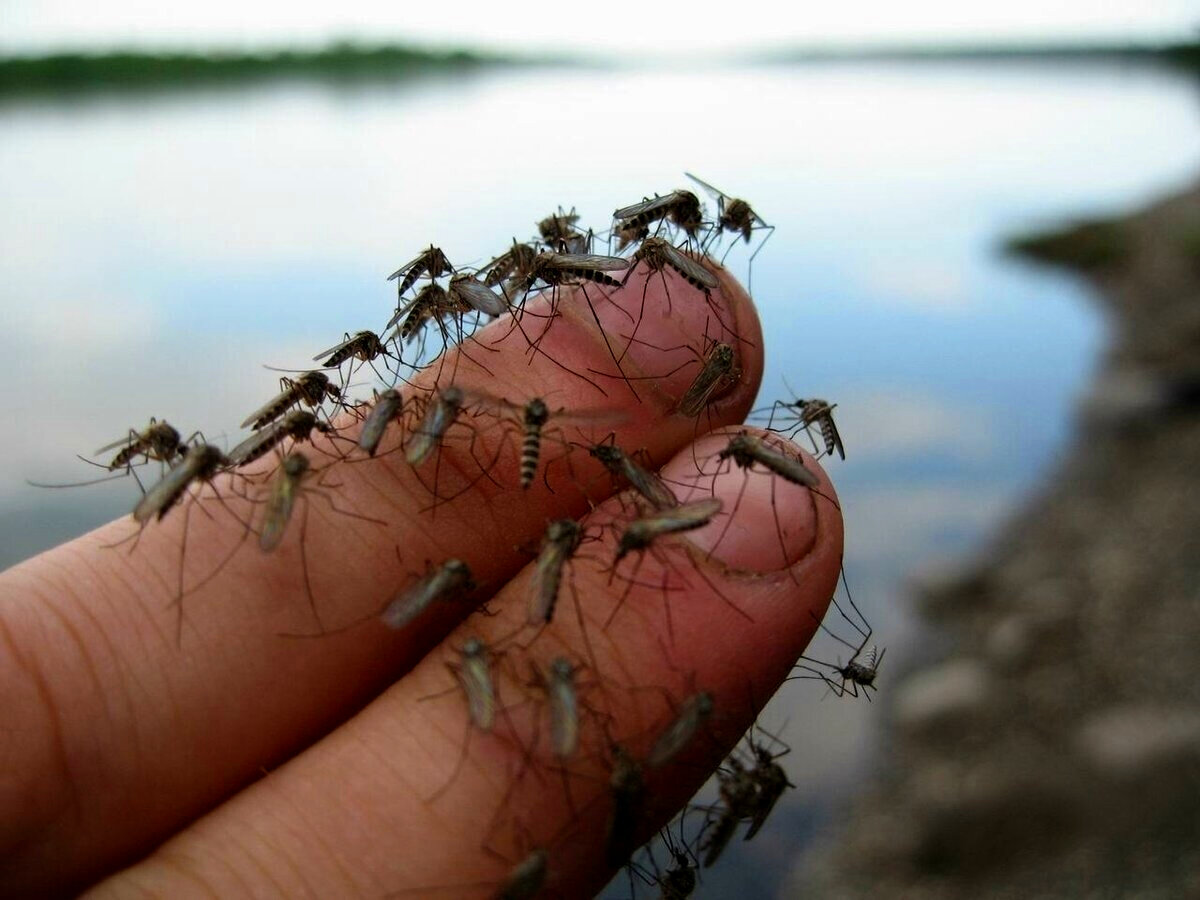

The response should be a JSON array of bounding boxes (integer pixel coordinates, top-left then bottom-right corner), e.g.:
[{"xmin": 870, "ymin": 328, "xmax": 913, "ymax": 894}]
[
  {"xmin": 561, "ymin": 267, "xmax": 621, "ymax": 288},
  {"xmin": 519, "ymin": 398, "xmax": 551, "ymax": 489},
  {"xmin": 840, "ymin": 646, "xmax": 884, "ymax": 689},
  {"xmin": 387, "ymin": 244, "xmax": 452, "ymax": 298}
]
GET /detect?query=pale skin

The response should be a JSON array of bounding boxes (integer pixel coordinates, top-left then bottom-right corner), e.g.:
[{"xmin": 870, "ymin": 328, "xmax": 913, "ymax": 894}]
[{"xmin": 0, "ymin": 263, "xmax": 844, "ymax": 897}]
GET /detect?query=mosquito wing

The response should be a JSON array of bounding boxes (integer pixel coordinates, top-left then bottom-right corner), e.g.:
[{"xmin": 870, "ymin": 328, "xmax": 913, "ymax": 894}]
[
  {"xmin": 311, "ymin": 333, "xmax": 360, "ymax": 363},
  {"xmin": 639, "ymin": 496, "xmax": 722, "ymax": 533},
  {"xmin": 450, "ymin": 276, "xmax": 507, "ymax": 317},
  {"xmin": 614, "ymin": 192, "xmax": 684, "ymax": 222},
  {"xmin": 825, "ymin": 415, "xmax": 846, "ymax": 460},
  {"xmin": 259, "ymin": 471, "xmax": 298, "ymax": 552},
  {"xmin": 661, "ymin": 241, "xmax": 719, "ymax": 288},
  {"xmin": 240, "ymin": 388, "xmax": 290, "ymax": 430},
  {"xmin": 542, "ymin": 252, "xmax": 629, "ymax": 272},
  {"xmin": 132, "ymin": 448, "xmax": 220, "ymax": 524},
  {"xmin": 227, "ymin": 425, "xmax": 278, "ymax": 467},
  {"xmin": 94, "ymin": 433, "xmax": 141, "ymax": 455},
  {"xmin": 684, "ymin": 172, "xmax": 727, "ymax": 201},
  {"xmin": 385, "ymin": 247, "xmax": 441, "ymax": 282}
]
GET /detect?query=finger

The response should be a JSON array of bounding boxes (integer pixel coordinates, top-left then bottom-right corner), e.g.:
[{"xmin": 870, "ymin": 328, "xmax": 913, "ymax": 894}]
[
  {"xmin": 0, "ymin": 263, "xmax": 763, "ymax": 893},
  {"xmin": 92, "ymin": 430, "xmax": 842, "ymax": 898}
]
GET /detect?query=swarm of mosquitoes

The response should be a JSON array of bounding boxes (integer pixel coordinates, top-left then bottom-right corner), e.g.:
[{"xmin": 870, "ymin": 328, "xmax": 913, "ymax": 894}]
[{"xmin": 35, "ymin": 173, "xmax": 884, "ymax": 899}]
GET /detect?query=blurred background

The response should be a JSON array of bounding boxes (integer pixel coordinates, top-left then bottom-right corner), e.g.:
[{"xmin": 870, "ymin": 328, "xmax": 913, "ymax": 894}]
[{"xmin": 2, "ymin": 3, "xmax": 1198, "ymax": 897}]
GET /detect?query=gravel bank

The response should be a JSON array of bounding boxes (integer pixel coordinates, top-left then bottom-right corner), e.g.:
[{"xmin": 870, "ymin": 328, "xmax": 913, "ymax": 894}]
[{"xmin": 794, "ymin": 181, "xmax": 1200, "ymax": 899}]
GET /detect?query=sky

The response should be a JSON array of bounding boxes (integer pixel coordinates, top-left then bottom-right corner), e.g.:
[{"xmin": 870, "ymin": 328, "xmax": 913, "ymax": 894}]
[{"xmin": 1, "ymin": 0, "xmax": 1196, "ymax": 56}]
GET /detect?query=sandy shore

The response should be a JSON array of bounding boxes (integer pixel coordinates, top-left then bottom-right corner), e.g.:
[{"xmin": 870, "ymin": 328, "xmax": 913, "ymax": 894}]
[{"xmin": 794, "ymin": 181, "xmax": 1200, "ymax": 898}]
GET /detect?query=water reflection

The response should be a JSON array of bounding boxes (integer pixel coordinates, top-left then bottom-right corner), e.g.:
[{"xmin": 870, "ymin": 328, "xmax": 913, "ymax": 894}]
[{"xmin": 2, "ymin": 59, "xmax": 1198, "ymax": 895}]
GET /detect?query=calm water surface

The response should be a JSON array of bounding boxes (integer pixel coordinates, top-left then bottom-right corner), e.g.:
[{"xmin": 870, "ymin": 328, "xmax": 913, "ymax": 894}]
[{"xmin": 2, "ymin": 61, "xmax": 1198, "ymax": 896}]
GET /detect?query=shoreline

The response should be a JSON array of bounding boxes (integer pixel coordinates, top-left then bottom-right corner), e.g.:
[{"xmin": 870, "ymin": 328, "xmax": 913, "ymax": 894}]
[
  {"xmin": 796, "ymin": 181, "xmax": 1200, "ymax": 897},
  {"xmin": 0, "ymin": 39, "xmax": 1194, "ymax": 96}
]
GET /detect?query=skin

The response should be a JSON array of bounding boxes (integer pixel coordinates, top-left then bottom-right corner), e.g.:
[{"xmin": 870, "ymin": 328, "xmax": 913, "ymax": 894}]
[{"xmin": 0, "ymin": 262, "xmax": 843, "ymax": 897}]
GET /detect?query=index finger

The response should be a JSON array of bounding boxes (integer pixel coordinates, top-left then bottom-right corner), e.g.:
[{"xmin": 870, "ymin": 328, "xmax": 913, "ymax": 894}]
[{"xmin": 0, "ymin": 261, "xmax": 763, "ymax": 894}]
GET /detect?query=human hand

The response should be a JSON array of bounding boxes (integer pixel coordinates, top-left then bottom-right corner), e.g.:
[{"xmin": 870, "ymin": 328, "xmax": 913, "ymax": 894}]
[{"xmin": 0, "ymin": 264, "xmax": 843, "ymax": 897}]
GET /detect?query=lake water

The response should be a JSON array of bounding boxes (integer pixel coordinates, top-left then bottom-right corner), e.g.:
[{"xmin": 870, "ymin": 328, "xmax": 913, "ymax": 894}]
[{"xmin": 2, "ymin": 60, "xmax": 1198, "ymax": 896}]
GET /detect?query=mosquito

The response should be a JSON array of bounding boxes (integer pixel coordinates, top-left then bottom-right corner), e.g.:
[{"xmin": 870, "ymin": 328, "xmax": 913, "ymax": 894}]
[
  {"xmin": 97, "ymin": 417, "xmax": 189, "ymax": 471},
  {"xmin": 614, "ymin": 497, "xmax": 723, "ymax": 564},
  {"xmin": 684, "ymin": 173, "xmax": 774, "ymax": 291},
  {"xmin": 249, "ymin": 451, "xmax": 387, "ymax": 632},
  {"xmin": 587, "ymin": 435, "xmax": 678, "ymax": 511},
  {"xmin": 612, "ymin": 190, "xmax": 705, "ymax": 250},
  {"xmin": 646, "ymin": 691, "xmax": 714, "ymax": 769},
  {"xmin": 608, "ymin": 497, "xmax": 747, "ymax": 639},
  {"xmin": 227, "ymin": 409, "xmax": 338, "ymax": 467},
  {"xmin": 401, "ymin": 386, "xmax": 506, "ymax": 513},
  {"xmin": 28, "ymin": 418, "xmax": 198, "ymax": 493},
  {"xmin": 387, "ymin": 281, "xmax": 495, "ymax": 378},
  {"xmin": 484, "ymin": 394, "xmax": 622, "ymax": 491},
  {"xmin": 528, "ymin": 519, "xmax": 584, "ymax": 626},
  {"xmin": 763, "ymin": 396, "xmax": 845, "ymax": 461},
  {"xmin": 405, "ymin": 385, "xmax": 469, "ymax": 466},
  {"xmin": 630, "ymin": 823, "xmax": 699, "ymax": 900},
  {"xmin": 676, "ymin": 341, "xmax": 738, "ymax": 419},
  {"xmin": 122, "ymin": 443, "xmax": 246, "ymax": 643},
  {"xmin": 380, "ymin": 557, "xmax": 476, "ymax": 630},
  {"xmin": 617, "ymin": 237, "xmax": 720, "ymax": 364},
  {"xmin": 387, "ymin": 282, "xmax": 464, "ymax": 341},
  {"xmin": 499, "ymin": 518, "xmax": 608, "ymax": 692},
  {"xmin": 387, "ymin": 244, "xmax": 453, "ymax": 299},
  {"xmin": 655, "ymin": 833, "xmax": 699, "ymax": 900},
  {"xmin": 448, "ymin": 272, "xmax": 509, "ymax": 318},
  {"xmin": 624, "ymin": 237, "xmax": 718, "ymax": 297},
  {"xmin": 482, "ymin": 239, "xmax": 540, "ymax": 291},
  {"xmin": 132, "ymin": 443, "xmax": 229, "ymax": 525},
  {"xmin": 537, "ymin": 207, "xmax": 592, "ymax": 254},
  {"xmin": 716, "ymin": 432, "xmax": 819, "ymax": 490},
  {"xmin": 310, "ymin": 329, "xmax": 403, "ymax": 387},
  {"xmin": 421, "ymin": 637, "xmax": 498, "ymax": 802},
  {"xmin": 700, "ymin": 431, "xmax": 825, "ymax": 584},
  {"xmin": 357, "ymin": 388, "xmax": 407, "ymax": 457},
  {"xmin": 241, "ymin": 371, "xmax": 341, "ymax": 431},
  {"xmin": 741, "ymin": 730, "xmax": 794, "ymax": 841},
  {"xmin": 502, "ymin": 251, "xmax": 638, "ymax": 399},
  {"xmin": 793, "ymin": 645, "xmax": 886, "ymax": 700},
  {"xmin": 789, "ymin": 568, "xmax": 882, "ymax": 699},
  {"xmin": 699, "ymin": 756, "xmax": 758, "ymax": 868},
  {"xmin": 606, "ymin": 744, "xmax": 646, "ymax": 868}
]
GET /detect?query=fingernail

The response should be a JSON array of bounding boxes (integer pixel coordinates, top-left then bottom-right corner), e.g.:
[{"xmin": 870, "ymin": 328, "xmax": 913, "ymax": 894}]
[{"xmin": 657, "ymin": 430, "xmax": 822, "ymax": 572}]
